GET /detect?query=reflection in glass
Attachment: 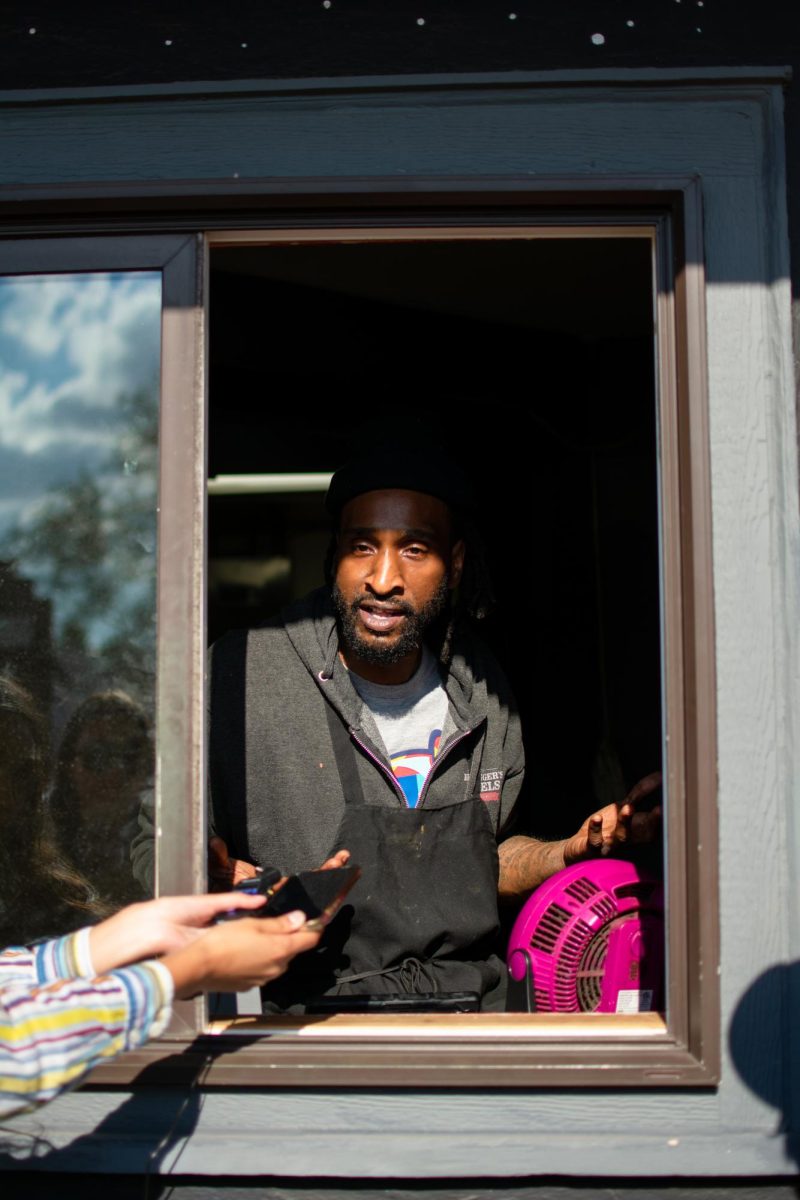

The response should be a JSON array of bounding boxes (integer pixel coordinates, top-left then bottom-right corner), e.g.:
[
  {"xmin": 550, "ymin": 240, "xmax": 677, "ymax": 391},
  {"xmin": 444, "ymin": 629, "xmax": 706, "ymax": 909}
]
[{"xmin": 0, "ymin": 272, "xmax": 160, "ymax": 941}]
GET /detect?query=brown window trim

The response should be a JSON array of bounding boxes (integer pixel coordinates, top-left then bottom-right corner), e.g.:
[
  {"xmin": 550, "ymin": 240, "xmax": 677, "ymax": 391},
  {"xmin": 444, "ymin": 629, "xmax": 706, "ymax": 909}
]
[
  {"xmin": 0, "ymin": 177, "xmax": 718, "ymax": 1087},
  {"xmin": 0, "ymin": 232, "xmax": 207, "ymax": 1037}
]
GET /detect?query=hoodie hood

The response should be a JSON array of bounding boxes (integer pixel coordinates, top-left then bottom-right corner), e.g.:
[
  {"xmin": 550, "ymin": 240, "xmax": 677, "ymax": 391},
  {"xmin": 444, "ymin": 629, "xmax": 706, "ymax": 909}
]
[
  {"xmin": 281, "ymin": 586, "xmax": 491, "ymax": 734},
  {"xmin": 282, "ymin": 587, "xmax": 364, "ymax": 732}
]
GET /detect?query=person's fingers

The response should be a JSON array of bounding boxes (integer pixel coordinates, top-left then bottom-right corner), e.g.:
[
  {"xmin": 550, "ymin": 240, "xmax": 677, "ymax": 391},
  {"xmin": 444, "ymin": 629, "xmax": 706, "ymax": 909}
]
[
  {"xmin": 319, "ymin": 849, "xmax": 351, "ymax": 870},
  {"xmin": 262, "ymin": 910, "xmax": 308, "ymax": 932},
  {"xmin": 613, "ymin": 803, "xmax": 633, "ymax": 845},
  {"xmin": 623, "ymin": 771, "xmax": 662, "ymax": 809},
  {"xmin": 593, "ymin": 806, "xmax": 621, "ymax": 855},
  {"xmin": 189, "ymin": 891, "xmax": 267, "ymax": 920},
  {"xmin": 219, "ymin": 915, "xmax": 322, "ymax": 981},
  {"xmin": 222, "ymin": 911, "xmax": 319, "ymax": 947},
  {"xmin": 153, "ymin": 893, "xmax": 267, "ymax": 926},
  {"xmin": 230, "ymin": 858, "xmax": 260, "ymax": 885},
  {"xmin": 130, "ymin": 893, "xmax": 271, "ymax": 957},
  {"xmin": 587, "ymin": 815, "xmax": 604, "ymax": 850}
]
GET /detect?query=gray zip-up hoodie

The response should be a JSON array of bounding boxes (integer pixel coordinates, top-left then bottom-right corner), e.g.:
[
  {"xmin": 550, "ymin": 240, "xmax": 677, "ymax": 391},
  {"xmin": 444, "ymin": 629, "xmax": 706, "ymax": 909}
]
[{"xmin": 208, "ymin": 587, "xmax": 524, "ymax": 876}]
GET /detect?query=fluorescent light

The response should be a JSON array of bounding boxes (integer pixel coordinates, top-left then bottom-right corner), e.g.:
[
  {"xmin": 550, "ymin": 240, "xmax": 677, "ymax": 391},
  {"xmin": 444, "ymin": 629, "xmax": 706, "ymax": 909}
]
[{"xmin": 208, "ymin": 473, "xmax": 333, "ymax": 495}]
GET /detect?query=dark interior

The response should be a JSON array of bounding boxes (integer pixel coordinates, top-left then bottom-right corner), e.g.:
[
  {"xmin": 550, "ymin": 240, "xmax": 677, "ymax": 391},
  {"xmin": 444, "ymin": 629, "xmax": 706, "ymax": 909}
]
[{"xmin": 208, "ymin": 237, "xmax": 662, "ymax": 843}]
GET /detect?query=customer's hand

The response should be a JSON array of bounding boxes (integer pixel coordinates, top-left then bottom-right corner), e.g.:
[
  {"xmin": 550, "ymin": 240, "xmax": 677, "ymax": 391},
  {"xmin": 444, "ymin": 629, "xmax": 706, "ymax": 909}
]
[
  {"xmin": 162, "ymin": 911, "xmax": 322, "ymax": 997},
  {"xmin": 89, "ymin": 892, "xmax": 267, "ymax": 974}
]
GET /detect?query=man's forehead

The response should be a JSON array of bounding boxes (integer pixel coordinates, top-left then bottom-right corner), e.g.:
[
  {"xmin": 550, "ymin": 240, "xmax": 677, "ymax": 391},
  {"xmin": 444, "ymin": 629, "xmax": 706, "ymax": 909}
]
[{"xmin": 338, "ymin": 488, "xmax": 453, "ymax": 535}]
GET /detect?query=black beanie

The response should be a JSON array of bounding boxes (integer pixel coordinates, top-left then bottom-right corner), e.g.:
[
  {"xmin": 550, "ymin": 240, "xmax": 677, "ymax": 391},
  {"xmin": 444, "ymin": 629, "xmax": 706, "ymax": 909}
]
[{"xmin": 324, "ymin": 444, "xmax": 476, "ymax": 520}]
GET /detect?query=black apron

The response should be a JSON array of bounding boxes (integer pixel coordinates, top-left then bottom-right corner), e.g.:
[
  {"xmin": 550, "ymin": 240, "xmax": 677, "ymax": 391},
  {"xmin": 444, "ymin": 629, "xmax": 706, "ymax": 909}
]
[{"xmin": 262, "ymin": 705, "xmax": 506, "ymax": 1013}]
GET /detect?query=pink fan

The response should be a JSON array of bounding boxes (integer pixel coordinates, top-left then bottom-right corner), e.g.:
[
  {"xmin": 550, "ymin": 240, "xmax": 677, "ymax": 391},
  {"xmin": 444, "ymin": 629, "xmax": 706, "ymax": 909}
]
[{"xmin": 506, "ymin": 859, "xmax": 664, "ymax": 1013}]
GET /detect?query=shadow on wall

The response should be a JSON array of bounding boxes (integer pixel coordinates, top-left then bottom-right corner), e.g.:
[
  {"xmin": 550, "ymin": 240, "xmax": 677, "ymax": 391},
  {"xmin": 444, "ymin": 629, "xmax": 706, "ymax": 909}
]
[
  {"xmin": 0, "ymin": 1043, "xmax": 222, "ymax": 1194},
  {"xmin": 728, "ymin": 960, "xmax": 800, "ymax": 1173},
  {"xmin": 2, "ymin": 977, "xmax": 799, "ymax": 1195}
]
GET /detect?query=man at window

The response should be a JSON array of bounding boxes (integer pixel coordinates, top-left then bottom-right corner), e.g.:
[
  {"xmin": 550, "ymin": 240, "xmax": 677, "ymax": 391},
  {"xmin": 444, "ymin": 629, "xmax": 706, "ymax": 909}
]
[{"xmin": 206, "ymin": 444, "xmax": 660, "ymax": 1012}]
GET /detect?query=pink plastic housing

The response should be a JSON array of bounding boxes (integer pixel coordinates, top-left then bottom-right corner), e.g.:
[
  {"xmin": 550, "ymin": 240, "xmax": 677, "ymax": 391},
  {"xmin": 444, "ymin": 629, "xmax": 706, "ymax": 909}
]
[{"xmin": 506, "ymin": 858, "xmax": 664, "ymax": 1013}]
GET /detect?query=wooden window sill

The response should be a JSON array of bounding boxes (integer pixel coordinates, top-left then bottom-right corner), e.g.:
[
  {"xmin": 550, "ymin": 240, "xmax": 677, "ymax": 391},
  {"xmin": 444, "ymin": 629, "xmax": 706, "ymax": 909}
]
[{"xmin": 205, "ymin": 1012, "xmax": 668, "ymax": 1040}]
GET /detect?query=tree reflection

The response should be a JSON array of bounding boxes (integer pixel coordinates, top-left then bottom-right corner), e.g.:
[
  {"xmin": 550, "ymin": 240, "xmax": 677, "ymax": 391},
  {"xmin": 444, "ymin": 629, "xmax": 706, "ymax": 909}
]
[{"xmin": 0, "ymin": 386, "xmax": 158, "ymax": 710}]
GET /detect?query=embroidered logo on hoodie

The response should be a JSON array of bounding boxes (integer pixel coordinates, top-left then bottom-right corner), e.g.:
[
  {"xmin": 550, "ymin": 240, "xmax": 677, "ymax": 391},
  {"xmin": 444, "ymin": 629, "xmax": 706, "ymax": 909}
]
[{"xmin": 480, "ymin": 769, "xmax": 504, "ymax": 802}]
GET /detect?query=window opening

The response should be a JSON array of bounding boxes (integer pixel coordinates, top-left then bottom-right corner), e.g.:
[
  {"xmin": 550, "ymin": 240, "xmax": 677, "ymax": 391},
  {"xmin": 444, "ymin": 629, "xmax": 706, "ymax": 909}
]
[{"xmin": 207, "ymin": 235, "xmax": 663, "ymax": 1020}]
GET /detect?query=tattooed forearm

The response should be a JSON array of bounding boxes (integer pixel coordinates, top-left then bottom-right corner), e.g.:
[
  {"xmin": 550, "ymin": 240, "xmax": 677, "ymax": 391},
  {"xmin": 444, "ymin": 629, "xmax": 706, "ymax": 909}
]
[{"xmin": 497, "ymin": 835, "xmax": 568, "ymax": 899}]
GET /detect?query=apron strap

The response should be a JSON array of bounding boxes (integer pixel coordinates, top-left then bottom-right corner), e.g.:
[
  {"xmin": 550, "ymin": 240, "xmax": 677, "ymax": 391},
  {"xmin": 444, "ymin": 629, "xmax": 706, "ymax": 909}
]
[{"xmin": 324, "ymin": 703, "xmax": 366, "ymax": 807}]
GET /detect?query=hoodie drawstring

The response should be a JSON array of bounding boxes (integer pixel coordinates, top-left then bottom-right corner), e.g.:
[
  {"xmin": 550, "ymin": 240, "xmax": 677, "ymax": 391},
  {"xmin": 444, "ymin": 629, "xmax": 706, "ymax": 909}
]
[{"xmin": 318, "ymin": 631, "xmax": 339, "ymax": 682}]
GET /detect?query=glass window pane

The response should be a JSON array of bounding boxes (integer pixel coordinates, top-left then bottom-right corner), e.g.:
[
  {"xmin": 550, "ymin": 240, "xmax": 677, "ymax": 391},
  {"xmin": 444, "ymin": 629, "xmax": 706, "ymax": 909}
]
[{"xmin": 0, "ymin": 271, "xmax": 161, "ymax": 944}]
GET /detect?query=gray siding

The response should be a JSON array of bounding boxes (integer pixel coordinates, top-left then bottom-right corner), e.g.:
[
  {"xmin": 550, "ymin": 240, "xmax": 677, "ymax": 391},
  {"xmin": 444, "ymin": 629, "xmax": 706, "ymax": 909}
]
[{"xmin": 0, "ymin": 71, "xmax": 798, "ymax": 1185}]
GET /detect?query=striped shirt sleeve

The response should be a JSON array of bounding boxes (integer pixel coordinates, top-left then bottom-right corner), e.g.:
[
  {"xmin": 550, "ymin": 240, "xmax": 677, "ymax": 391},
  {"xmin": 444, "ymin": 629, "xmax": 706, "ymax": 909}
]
[
  {"xmin": 0, "ymin": 936, "xmax": 174, "ymax": 1119},
  {"xmin": 0, "ymin": 928, "xmax": 96, "ymax": 987}
]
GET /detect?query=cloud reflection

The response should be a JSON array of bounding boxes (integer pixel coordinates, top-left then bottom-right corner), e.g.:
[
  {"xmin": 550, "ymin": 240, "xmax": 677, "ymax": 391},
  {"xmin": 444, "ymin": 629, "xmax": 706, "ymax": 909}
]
[{"xmin": 0, "ymin": 273, "xmax": 160, "ymax": 509}]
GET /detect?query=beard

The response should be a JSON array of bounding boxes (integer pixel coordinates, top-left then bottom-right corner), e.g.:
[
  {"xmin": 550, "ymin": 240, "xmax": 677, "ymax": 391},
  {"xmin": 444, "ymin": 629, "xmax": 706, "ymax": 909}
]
[{"xmin": 332, "ymin": 577, "xmax": 451, "ymax": 668}]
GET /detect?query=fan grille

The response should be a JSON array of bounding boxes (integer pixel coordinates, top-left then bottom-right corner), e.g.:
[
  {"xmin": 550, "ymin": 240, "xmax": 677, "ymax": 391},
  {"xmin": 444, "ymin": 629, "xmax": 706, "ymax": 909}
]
[
  {"xmin": 534, "ymin": 987, "xmax": 552, "ymax": 1011},
  {"xmin": 575, "ymin": 925, "xmax": 610, "ymax": 1010},
  {"xmin": 563, "ymin": 877, "xmax": 601, "ymax": 904},
  {"xmin": 531, "ymin": 902, "xmax": 570, "ymax": 952},
  {"xmin": 554, "ymin": 918, "xmax": 593, "ymax": 1011},
  {"xmin": 589, "ymin": 894, "xmax": 618, "ymax": 923}
]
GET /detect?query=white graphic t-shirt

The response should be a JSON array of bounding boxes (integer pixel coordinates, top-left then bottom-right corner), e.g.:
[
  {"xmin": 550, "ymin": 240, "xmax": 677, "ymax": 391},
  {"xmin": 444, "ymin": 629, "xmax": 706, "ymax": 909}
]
[{"xmin": 347, "ymin": 648, "xmax": 449, "ymax": 808}]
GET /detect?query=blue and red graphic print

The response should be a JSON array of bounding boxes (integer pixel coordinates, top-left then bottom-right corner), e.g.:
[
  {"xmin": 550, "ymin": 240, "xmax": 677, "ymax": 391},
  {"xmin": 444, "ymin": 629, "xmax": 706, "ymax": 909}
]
[{"xmin": 391, "ymin": 729, "xmax": 442, "ymax": 808}]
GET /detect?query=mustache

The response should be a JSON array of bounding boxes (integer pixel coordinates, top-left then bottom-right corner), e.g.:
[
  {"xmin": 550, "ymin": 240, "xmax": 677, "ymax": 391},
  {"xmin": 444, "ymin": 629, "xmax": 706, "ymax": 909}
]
[{"xmin": 352, "ymin": 598, "xmax": 416, "ymax": 617}]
